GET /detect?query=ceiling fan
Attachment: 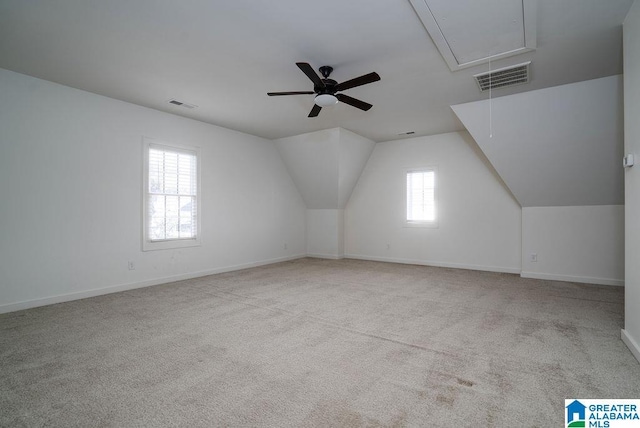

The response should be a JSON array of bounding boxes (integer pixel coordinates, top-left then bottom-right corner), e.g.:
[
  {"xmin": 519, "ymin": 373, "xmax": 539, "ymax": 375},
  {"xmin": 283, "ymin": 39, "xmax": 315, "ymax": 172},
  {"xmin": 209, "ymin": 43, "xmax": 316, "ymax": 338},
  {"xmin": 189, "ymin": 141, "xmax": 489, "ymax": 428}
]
[{"xmin": 267, "ymin": 62, "xmax": 381, "ymax": 117}]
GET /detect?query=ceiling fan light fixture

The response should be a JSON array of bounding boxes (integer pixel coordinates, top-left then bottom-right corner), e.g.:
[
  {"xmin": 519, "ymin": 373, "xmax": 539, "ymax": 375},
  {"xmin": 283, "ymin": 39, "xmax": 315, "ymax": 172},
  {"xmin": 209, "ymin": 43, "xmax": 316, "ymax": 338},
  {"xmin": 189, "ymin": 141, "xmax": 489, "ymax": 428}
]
[{"xmin": 314, "ymin": 94, "xmax": 338, "ymax": 107}]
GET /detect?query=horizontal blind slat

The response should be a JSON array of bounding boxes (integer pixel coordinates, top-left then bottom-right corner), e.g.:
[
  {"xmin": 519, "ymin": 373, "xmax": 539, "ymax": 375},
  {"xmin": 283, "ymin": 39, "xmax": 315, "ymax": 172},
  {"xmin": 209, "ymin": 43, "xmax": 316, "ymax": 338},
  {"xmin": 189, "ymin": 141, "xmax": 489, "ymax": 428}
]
[
  {"xmin": 148, "ymin": 145, "xmax": 198, "ymax": 241},
  {"xmin": 407, "ymin": 170, "xmax": 435, "ymax": 222}
]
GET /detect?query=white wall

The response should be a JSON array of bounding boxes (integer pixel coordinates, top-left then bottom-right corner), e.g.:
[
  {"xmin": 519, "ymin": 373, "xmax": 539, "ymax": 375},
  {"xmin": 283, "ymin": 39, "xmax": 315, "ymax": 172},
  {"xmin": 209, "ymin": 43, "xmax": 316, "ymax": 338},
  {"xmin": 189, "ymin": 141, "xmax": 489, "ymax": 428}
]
[
  {"xmin": 338, "ymin": 128, "xmax": 377, "ymax": 208},
  {"xmin": 307, "ymin": 209, "xmax": 344, "ymax": 259},
  {"xmin": 0, "ymin": 68, "xmax": 307, "ymax": 313},
  {"xmin": 274, "ymin": 127, "xmax": 375, "ymax": 209},
  {"xmin": 275, "ymin": 127, "xmax": 375, "ymax": 260},
  {"xmin": 274, "ymin": 129, "xmax": 340, "ymax": 209},
  {"xmin": 346, "ymin": 131, "xmax": 522, "ymax": 273},
  {"xmin": 453, "ymin": 76, "xmax": 626, "ymax": 288},
  {"xmin": 623, "ymin": 0, "xmax": 640, "ymax": 362},
  {"xmin": 452, "ymin": 75, "xmax": 624, "ymax": 207},
  {"xmin": 521, "ymin": 206, "xmax": 624, "ymax": 286}
]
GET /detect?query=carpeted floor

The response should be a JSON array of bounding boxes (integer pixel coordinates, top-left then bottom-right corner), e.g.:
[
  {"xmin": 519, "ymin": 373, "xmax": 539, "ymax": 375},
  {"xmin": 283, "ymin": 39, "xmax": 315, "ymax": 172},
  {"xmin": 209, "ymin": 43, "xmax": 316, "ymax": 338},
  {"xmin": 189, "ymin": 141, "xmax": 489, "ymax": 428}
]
[{"xmin": 1, "ymin": 258, "xmax": 639, "ymax": 427}]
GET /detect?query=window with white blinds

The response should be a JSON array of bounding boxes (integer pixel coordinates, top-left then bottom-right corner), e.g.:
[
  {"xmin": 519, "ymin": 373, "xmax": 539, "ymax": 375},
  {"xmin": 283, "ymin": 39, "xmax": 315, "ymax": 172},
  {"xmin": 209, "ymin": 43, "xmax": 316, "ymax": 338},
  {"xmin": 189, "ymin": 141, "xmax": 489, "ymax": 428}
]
[
  {"xmin": 406, "ymin": 169, "xmax": 437, "ymax": 226},
  {"xmin": 143, "ymin": 139, "xmax": 201, "ymax": 251}
]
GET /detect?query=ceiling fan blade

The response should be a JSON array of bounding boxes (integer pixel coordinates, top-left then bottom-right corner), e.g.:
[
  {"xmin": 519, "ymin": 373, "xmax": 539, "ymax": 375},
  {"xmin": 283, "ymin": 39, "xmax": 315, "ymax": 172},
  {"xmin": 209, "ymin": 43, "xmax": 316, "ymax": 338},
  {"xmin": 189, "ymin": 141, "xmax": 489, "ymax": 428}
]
[
  {"xmin": 336, "ymin": 94, "xmax": 373, "ymax": 111},
  {"xmin": 335, "ymin": 72, "xmax": 380, "ymax": 92},
  {"xmin": 308, "ymin": 104, "xmax": 322, "ymax": 117},
  {"xmin": 296, "ymin": 62, "xmax": 325, "ymax": 88},
  {"xmin": 267, "ymin": 91, "xmax": 315, "ymax": 96}
]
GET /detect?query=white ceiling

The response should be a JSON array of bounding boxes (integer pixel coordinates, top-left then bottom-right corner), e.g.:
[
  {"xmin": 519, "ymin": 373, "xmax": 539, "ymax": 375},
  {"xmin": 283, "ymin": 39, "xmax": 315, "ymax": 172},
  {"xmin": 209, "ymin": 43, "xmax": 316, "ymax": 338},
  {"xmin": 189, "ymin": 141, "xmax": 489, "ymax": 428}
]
[
  {"xmin": 409, "ymin": 0, "xmax": 536, "ymax": 70},
  {"xmin": 275, "ymin": 128, "xmax": 375, "ymax": 209},
  {"xmin": 0, "ymin": 0, "xmax": 633, "ymax": 142},
  {"xmin": 432, "ymin": 0, "xmax": 526, "ymax": 64}
]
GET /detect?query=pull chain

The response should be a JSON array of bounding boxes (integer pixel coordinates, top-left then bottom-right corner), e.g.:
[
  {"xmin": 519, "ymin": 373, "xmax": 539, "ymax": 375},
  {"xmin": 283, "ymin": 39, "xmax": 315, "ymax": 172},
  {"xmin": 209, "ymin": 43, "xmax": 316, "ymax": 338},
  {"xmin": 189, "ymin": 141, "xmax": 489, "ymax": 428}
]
[{"xmin": 489, "ymin": 57, "xmax": 493, "ymax": 138}]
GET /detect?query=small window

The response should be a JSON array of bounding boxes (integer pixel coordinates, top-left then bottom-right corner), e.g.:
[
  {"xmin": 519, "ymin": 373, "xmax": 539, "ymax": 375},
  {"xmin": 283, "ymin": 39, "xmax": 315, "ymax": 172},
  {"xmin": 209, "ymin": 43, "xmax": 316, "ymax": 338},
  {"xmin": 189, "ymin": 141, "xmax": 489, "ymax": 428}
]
[
  {"xmin": 406, "ymin": 169, "xmax": 437, "ymax": 227},
  {"xmin": 143, "ymin": 138, "xmax": 201, "ymax": 251}
]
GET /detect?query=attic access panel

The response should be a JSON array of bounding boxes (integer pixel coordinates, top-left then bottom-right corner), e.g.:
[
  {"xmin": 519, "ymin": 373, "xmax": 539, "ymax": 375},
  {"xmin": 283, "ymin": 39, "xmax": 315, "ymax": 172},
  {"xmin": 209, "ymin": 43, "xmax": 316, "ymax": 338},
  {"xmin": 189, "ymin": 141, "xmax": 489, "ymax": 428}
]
[{"xmin": 409, "ymin": 0, "xmax": 536, "ymax": 71}]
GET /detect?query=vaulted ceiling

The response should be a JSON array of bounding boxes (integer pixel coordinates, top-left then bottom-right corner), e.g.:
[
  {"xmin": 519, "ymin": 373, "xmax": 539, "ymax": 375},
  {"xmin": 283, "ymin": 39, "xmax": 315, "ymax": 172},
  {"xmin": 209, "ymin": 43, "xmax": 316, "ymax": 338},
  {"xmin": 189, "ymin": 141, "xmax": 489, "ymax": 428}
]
[{"xmin": 0, "ymin": 0, "xmax": 633, "ymax": 142}]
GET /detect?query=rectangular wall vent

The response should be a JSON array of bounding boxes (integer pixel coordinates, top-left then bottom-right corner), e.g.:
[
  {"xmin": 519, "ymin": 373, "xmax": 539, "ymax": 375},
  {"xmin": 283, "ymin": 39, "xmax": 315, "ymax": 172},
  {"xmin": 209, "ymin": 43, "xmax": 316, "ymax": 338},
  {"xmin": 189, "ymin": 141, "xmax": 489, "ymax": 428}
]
[
  {"xmin": 168, "ymin": 99, "xmax": 197, "ymax": 109},
  {"xmin": 473, "ymin": 61, "xmax": 531, "ymax": 92}
]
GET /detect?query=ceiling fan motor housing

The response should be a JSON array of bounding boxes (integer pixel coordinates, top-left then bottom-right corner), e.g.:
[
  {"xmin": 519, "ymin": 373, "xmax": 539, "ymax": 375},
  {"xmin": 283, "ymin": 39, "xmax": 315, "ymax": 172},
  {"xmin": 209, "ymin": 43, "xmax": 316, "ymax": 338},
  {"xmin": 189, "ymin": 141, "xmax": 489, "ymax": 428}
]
[
  {"xmin": 319, "ymin": 66, "xmax": 333, "ymax": 78},
  {"xmin": 316, "ymin": 66, "xmax": 338, "ymax": 95},
  {"xmin": 316, "ymin": 79, "xmax": 337, "ymax": 95}
]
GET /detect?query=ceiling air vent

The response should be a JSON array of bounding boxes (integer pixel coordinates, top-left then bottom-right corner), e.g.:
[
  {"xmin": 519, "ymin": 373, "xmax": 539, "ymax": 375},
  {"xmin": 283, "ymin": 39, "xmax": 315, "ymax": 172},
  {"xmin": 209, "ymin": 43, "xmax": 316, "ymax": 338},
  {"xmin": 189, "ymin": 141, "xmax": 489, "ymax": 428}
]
[
  {"xmin": 168, "ymin": 99, "xmax": 197, "ymax": 109},
  {"xmin": 473, "ymin": 61, "xmax": 531, "ymax": 92}
]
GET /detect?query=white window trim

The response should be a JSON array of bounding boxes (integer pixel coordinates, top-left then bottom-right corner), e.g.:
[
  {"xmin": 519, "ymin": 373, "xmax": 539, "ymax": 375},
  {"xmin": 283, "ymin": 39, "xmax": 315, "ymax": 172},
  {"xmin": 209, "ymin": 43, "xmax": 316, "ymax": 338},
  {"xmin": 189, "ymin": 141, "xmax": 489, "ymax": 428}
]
[
  {"xmin": 404, "ymin": 167, "xmax": 438, "ymax": 229},
  {"xmin": 142, "ymin": 137, "xmax": 202, "ymax": 251}
]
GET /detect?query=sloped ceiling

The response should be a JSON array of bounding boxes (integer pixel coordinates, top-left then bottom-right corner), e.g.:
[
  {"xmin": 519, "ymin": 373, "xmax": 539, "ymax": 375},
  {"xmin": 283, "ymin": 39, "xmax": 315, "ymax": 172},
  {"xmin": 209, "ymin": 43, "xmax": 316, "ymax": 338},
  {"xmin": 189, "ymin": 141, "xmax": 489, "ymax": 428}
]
[
  {"xmin": 274, "ymin": 128, "xmax": 375, "ymax": 209},
  {"xmin": 0, "ymin": 0, "xmax": 633, "ymax": 142},
  {"xmin": 452, "ymin": 75, "xmax": 624, "ymax": 207}
]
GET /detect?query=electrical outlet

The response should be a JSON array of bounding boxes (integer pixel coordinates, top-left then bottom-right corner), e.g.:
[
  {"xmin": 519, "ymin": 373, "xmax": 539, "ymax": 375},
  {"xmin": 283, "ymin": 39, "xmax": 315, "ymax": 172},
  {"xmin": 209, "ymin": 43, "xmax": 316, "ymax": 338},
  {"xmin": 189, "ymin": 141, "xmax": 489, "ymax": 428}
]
[
  {"xmin": 386, "ymin": 243, "xmax": 391, "ymax": 250},
  {"xmin": 530, "ymin": 253, "xmax": 537, "ymax": 263},
  {"xmin": 283, "ymin": 243, "xmax": 288, "ymax": 250},
  {"xmin": 128, "ymin": 261, "xmax": 135, "ymax": 270}
]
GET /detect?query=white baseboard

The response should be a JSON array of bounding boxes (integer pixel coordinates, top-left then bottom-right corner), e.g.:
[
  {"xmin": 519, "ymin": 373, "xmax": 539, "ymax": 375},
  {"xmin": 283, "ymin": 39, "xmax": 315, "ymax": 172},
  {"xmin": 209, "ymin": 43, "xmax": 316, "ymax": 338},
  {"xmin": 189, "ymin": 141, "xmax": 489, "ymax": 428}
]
[
  {"xmin": 345, "ymin": 254, "xmax": 521, "ymax": 274},
  {"xmin": 0, "ymin": 254, "xmax": 306, "ymax": 315},
  {"xmin": 520, "ymin": 271, "xmax": 624, "ymax": 286},
  {"xmin": 621, "ymin": 329, "xmax": 640, "ymax": 364},
  {"xmin": 306, "ymin": 253, "xmax": 344, "ymax": 260},
  {"xmin": 2, "ymin": 253, "xmax": 624, "ymax": 315}
]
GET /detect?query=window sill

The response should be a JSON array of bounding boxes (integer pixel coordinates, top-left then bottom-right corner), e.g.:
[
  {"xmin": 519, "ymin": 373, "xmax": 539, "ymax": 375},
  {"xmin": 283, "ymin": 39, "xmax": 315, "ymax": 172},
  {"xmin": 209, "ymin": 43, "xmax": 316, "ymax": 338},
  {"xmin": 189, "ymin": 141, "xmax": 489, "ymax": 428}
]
[
  {"xmin": 404, "ymin": 221, "xmax": 439, "ymax": 229},
  {"xmin": 142, "ymin": 238, "xmax": 201, "ymax": 251}
]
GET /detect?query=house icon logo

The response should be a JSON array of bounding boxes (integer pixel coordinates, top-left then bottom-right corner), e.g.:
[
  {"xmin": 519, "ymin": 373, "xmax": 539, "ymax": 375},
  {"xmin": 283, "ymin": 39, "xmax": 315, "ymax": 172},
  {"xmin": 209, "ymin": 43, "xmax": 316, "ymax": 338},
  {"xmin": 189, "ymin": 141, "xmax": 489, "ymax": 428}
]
[{"xmin": 566, "ymin": 400, "xmax": 586, "ymax": 427}]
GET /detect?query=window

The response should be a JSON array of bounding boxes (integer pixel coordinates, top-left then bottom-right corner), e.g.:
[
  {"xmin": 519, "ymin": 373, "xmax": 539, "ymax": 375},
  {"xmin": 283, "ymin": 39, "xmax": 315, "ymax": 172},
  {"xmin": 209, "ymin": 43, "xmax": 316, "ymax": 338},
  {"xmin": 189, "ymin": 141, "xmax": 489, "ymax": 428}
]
[
  {"xmin": 143, "ymin": 138, "xmax": 200, "ymax": 251},
  {"xmin": 406, "ymin": 169, "xmax": 437, "ymax": 227}
]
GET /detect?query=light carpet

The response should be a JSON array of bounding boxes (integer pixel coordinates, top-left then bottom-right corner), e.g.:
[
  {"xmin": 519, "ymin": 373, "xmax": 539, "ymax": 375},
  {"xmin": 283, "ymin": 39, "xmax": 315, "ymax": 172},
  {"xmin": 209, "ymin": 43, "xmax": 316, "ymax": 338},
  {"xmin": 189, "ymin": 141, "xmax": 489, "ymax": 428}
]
[{"xmin": 1, "ymin": 258, "xmax": 639, "ymax": 427}]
